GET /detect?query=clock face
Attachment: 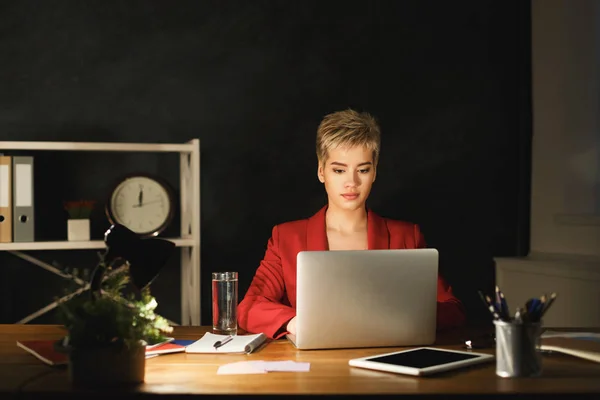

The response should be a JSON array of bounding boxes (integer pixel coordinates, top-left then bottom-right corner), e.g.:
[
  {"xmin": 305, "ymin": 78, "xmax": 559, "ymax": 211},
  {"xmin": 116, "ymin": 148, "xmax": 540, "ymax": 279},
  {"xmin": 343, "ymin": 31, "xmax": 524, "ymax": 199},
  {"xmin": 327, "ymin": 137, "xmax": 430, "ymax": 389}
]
[{"xmin": 107, "ymin": 175, "xmax": 174, "ymax": 237}]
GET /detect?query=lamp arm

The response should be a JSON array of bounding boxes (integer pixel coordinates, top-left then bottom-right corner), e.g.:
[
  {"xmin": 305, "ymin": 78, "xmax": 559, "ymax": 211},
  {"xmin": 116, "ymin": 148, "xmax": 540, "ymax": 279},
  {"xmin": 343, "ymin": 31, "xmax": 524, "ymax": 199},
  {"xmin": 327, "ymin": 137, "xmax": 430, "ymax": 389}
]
[
  {"xmin": 89, "ymin": 249, "xmax": 124, "ymax": 297},
  {"xmin": 89, "ymin": 263, "xmax": 106, "ymax": 296}
]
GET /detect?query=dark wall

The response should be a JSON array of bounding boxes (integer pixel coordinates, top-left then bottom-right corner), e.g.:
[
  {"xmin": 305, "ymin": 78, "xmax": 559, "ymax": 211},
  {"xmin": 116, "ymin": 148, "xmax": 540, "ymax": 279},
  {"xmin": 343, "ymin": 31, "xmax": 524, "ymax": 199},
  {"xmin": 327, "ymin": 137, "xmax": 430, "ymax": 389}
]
[{"xmin": 0, "ymin": 0, "xmax": 531, "ymax": 326}]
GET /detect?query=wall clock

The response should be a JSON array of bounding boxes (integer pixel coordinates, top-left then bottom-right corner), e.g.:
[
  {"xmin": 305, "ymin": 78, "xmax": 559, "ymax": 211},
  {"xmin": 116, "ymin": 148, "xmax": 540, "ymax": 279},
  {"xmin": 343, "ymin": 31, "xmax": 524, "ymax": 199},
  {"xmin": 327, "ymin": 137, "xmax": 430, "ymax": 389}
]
[{"xmin": 105, "ymin": 173, "xmax": 175, "ymax": 238}]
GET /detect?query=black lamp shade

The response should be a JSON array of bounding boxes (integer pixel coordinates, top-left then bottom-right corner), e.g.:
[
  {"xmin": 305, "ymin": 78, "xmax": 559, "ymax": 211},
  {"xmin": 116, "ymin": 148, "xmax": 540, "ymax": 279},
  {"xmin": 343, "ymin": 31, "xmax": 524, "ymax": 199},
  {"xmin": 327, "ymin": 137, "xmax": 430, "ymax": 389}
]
[{"xmin": 103, "ymin": 224, "xmax": 176, "ymax": 290}]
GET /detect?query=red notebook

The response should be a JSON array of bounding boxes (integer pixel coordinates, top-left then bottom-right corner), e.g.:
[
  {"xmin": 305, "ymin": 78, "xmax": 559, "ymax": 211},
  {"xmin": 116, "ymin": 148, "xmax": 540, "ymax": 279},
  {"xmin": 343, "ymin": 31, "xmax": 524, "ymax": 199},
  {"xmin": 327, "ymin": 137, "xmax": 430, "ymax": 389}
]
[
  {"xmin": 17, "ymin": 339, "xmax": 193, "ymax": 364},
  {"xmin": 16, "ymin": 340, "xmax": 68, "ymax": 366},
  {"xmin": 146, "ymin": 343, "xmax": 185, "ymax": 356},
  {"xmin": 145, "ymin": 340, "xmax": 194, "ymax": 357}
]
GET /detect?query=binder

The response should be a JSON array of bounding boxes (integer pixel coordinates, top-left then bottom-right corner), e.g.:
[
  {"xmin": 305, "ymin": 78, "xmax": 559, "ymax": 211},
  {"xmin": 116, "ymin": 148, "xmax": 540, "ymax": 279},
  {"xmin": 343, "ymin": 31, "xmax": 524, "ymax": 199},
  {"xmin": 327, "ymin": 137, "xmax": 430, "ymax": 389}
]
[
  {"xmin": 0, "ymin": 155, "xmax": 12, "ymax": 242},
  {"xmin": 12, "ymin": 156, "xmax": 34, "ymax": 242}
]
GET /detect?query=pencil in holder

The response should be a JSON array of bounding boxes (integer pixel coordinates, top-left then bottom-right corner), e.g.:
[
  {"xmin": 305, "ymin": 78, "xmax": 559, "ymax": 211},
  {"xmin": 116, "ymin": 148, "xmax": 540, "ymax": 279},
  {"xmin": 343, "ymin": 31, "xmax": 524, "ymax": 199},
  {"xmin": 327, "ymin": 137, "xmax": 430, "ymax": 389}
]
[{"xmin": 494, "ymin": 319, "xmax": 542, "ymax": 378}]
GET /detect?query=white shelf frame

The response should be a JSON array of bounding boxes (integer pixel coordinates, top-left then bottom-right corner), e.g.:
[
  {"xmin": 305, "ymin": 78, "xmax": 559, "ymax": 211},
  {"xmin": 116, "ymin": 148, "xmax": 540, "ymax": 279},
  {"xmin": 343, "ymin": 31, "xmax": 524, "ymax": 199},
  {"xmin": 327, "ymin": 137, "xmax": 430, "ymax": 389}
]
[
  {"xmin": 0, "ymin": 139, "xmax": 201, "ymax": 326},
  {"xmin": 0, "ymin": 238, "xmax": 194, "ymax": 251},
  {"xmin": 0, "ymin": 141, "xmax": 193, "ymax": 152}
]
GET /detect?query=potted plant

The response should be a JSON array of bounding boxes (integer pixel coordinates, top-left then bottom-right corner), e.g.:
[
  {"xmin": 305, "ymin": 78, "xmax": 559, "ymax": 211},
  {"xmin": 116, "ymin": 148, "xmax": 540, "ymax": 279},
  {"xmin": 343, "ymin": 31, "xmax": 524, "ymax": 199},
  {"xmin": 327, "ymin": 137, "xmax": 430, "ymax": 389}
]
[
  {"xmin": 64, "ymin": 200, "xmax": 96, "ymax": 241},
  {"xmin": 55, "ymin": 233, "xmax": 174, "ymax": 387}
]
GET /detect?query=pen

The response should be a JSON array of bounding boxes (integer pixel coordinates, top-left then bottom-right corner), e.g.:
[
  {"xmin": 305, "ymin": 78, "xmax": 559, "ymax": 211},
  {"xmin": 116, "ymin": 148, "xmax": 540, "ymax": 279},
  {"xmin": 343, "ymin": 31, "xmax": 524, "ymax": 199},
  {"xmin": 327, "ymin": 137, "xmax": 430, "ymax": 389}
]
[
  {"xmin": 540, "ymin": 292, "xmax": 557, "ymax": 318},
  {"xmin": 477, "ymin": 290, "xmax": 488, "ymax": 308},
  {"xmin": 514, "ymin": 307, "xmax": 522, "ymax": 323},
  {"xmin": 533, "ymin": 295, "xmax": 547, "ymax": 321},
  {"xmin": 495, "ymin": 286, "xmax": 501, "ymax": 312},
  {"xmin": 494, "ymin": 286, "xmax": 510, "ymax": 321},
  {"xmin": 487, "ymin": 305, "xmax": 500, "ymax": 320},
  {"xmin": 499, "ymin": 291, "xmax": 510, "ymax": 320},
  {"xmin": 213, "ymin": 336, "xmax": 233, "ymax": 349},
  {"xmin": 479, "ymin": 290, "xmax": 503, "ymax": 321}
]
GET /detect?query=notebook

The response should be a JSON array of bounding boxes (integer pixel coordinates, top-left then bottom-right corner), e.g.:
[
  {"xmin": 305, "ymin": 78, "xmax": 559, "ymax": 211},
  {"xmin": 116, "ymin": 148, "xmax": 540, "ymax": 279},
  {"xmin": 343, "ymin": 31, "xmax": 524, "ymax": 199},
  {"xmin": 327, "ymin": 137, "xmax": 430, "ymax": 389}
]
[
  {"xmin": 16, "ymin": 340, "xmax": 68, "ymax": 366},
  {"xmin": 540, "ymin": 333, "xmax": 600, "ymax": 363},
  {"xmin": 146, "ymin": 337, "xmax": 175, "ymax": 349},
  {"xmin": 185, "ymin": 333, "xmax": 268, "ymax": 354},
  {"xmin": 18, "ymin": 338, "xmax": 198, "ymax": 364},
  {"xmin": 287, "ymin": 249, "xmax": 439, "ymax": 350},
  {"xmin": 146, "ymin": 339, "xmax": 195, "ymax": 357}
]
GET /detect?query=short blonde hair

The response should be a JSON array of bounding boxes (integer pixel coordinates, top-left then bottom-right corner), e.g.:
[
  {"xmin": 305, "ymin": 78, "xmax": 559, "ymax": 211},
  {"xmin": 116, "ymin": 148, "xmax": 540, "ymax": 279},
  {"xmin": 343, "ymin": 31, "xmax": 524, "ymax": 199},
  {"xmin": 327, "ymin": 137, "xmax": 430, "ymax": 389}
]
[{"xmin": 316, "ymin": 109, "xmax": 381, "ymax": 166}]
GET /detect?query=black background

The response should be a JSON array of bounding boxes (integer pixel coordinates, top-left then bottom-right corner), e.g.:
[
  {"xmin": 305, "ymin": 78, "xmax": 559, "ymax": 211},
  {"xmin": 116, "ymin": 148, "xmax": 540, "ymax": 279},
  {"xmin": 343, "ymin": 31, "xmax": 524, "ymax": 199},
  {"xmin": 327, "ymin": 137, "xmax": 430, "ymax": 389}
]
[{"xmin": 0, "ymin": 0, "xmax": 531, "ymax": 326}]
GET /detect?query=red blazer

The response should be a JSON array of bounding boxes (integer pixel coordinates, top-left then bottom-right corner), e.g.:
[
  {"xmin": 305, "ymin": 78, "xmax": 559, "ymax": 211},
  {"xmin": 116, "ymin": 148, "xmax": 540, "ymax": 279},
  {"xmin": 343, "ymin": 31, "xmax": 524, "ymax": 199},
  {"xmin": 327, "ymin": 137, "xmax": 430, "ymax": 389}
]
[{"xmin": 238, "ymin": 206, "xmax": 466, "ymax": 339}]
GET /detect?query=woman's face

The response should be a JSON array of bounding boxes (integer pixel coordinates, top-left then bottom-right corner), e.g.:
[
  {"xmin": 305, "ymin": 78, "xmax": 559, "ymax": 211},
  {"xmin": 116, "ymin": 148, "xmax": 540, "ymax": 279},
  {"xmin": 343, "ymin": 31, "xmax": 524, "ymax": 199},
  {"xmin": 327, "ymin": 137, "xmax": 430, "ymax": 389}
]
[{"xmin": 318, "ymin": 145, "xmax": 376, "ymax": 212}]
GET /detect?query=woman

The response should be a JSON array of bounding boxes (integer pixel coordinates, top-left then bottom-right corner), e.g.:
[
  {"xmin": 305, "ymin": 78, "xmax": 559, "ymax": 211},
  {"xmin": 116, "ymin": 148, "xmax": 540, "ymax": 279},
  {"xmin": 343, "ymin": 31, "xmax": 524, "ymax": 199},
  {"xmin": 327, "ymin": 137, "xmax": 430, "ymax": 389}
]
[{"xmin": 238, "ymin": 109, "xmax": 466, "ymax": 339}]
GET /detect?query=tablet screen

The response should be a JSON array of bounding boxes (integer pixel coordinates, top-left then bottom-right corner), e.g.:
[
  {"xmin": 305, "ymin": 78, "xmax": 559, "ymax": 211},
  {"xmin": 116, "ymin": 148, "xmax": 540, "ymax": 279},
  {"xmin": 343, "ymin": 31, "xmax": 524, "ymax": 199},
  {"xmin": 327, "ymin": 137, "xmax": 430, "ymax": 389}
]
[{"xmin": 365, "ymin": 348, "xmax": 481, "ymax": 369}]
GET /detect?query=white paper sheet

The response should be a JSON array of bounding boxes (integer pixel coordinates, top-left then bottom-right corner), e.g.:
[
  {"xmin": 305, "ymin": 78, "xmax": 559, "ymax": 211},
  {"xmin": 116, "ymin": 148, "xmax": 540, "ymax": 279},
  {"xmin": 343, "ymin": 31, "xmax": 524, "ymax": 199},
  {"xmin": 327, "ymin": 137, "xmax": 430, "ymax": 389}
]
[
  {"xmin": 264, "ymin": 360, "xmax": 310, "ymax": 372},
  {"xmin": 217, "ymin": 360, "xmax": 311, "ymax": 375},
  {"xmin": 541, "ymin": 331, "xmax": 600, "ymax": 340},
  {"xmin": 217, "ymin": 361, "xmax": 268, "ymax": 375}
]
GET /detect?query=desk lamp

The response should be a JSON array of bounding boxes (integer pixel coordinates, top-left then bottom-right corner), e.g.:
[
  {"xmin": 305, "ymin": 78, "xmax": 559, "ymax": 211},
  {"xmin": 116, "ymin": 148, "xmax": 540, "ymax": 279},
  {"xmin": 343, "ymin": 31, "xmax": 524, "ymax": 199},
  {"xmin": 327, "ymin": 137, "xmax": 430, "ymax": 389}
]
[
  {"xmin": 55, "ymin": 224, "xmax": 176, "ymax": 386},
  {"xmin": 90, "ymin": 224, "xmax": 176, "ymax": 295}
]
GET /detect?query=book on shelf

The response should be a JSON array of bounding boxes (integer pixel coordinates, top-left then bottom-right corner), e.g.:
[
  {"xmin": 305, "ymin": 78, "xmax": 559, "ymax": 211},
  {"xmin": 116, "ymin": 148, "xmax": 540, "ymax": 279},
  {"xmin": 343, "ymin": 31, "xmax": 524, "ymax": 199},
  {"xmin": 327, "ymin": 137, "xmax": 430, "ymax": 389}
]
[
  {"xmin": 0, "ymin": 155, "xmax": 12, "ymax": 243},
  {"xmin": 185, "ymin": 332, "xmax": 268, "ymax": 354},
  {"xmin": 0, "ymin": 154, "xmax": 35, "ymax": 243}
]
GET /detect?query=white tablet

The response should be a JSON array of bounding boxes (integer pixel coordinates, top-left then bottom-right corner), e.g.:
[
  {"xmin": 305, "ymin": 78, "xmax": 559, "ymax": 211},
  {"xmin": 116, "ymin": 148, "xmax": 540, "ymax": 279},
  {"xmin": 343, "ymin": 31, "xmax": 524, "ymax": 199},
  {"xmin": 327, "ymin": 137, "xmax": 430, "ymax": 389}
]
[{"xmin": 349, "ymin": 347, "xmax": 494, "ymax": 376}]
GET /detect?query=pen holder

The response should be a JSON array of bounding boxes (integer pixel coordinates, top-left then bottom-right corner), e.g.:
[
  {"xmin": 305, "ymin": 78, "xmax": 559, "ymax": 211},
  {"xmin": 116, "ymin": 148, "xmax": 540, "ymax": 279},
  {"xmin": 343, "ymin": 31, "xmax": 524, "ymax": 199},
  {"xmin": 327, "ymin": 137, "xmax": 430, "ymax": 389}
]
[{"xmin": 494, "ymin": 320, "xmax": 542, "ymax": 378}]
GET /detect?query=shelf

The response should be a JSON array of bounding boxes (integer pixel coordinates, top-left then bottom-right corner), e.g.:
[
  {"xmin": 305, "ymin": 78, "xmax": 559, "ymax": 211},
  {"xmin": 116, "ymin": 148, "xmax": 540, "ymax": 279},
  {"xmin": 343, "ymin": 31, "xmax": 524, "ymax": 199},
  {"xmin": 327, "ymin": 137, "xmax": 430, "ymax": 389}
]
[
  {"xmin": 0, "ymin": 141, "xmax": 195, "ymax": 152},
  {"xmin": 0, "ymin": 138, "xmax": 201, "ymax": 325},
  {"xmin": 0, "ymin": 238, "xmax": 195, "ymax": 251}
]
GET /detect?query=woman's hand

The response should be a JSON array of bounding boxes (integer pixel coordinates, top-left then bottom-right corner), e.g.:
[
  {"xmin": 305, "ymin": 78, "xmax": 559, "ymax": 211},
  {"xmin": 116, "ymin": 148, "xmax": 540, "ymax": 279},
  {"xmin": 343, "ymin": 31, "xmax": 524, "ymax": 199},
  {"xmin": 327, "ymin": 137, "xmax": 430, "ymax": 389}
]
[{"xmin": 286, "ymin": 316, "xmax": 297, "ymax": 335}]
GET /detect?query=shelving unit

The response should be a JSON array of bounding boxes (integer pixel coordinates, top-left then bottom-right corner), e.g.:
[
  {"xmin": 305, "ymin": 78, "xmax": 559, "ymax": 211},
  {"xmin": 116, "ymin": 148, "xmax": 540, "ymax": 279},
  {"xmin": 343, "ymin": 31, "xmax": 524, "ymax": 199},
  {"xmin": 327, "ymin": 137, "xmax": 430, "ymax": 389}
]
[
  {"xmin": 0, "ymin": 140, "xmax": 201, "ymax": 326},
  {"xmin": 0, "ymin": 238, "xmax": 195, "ymax": 251}
]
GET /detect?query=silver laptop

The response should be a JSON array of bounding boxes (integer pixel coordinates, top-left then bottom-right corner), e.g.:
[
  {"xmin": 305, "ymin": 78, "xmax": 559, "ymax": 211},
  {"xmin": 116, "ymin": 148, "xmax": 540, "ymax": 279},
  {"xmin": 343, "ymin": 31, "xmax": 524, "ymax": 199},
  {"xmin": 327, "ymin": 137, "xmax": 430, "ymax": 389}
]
[{"xmin": 287, "ymin": 249, "xmax": 439, "ymax": 350}]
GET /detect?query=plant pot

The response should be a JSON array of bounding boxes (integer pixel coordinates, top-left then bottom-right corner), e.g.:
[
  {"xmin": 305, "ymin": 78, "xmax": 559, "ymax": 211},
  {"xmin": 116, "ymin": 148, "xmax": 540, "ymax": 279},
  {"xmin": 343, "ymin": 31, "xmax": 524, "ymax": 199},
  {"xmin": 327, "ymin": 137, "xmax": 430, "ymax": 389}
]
[
  {"xmin": 67, "ymin": 219, "xmax": 90, "ymax": 241},
  {"xmin": 57, "ymin": 342, "xmax": 146, "ymax": 387}
]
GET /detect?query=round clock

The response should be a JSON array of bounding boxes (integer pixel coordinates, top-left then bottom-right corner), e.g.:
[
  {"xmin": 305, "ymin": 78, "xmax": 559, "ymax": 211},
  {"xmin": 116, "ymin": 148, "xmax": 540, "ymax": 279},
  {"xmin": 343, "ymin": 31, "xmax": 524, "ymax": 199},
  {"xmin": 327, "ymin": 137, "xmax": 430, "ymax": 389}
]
[{"xmin": 105, "ymin": 173, "xmax": 175, "ymax": 238}]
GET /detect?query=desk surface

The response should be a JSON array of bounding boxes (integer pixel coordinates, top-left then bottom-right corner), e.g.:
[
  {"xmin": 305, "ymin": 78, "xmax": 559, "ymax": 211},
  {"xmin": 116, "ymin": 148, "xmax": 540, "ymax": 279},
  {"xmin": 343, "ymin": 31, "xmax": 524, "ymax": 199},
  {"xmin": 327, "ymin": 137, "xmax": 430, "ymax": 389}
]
[{"xmin": 2, "ymin": 324, "xmax": 600, "ymax": 398}]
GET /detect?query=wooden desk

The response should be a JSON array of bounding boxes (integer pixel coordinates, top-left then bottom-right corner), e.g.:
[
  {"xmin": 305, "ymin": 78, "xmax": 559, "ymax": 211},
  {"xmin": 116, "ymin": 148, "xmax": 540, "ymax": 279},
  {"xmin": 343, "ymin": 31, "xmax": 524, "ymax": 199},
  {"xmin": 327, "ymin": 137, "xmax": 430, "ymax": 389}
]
[{"xmin": 2, "ymin": 324, "xmax": 600, "ymax": 399}]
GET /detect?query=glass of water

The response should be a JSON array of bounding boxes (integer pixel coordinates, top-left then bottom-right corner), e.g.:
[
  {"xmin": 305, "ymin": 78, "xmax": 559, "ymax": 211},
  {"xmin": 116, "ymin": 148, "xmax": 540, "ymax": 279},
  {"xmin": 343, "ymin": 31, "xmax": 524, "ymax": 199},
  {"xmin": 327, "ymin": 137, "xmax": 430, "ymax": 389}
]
[{"xmin": 212, "ymin": 271, "xmax": 238, "ymax": 335}]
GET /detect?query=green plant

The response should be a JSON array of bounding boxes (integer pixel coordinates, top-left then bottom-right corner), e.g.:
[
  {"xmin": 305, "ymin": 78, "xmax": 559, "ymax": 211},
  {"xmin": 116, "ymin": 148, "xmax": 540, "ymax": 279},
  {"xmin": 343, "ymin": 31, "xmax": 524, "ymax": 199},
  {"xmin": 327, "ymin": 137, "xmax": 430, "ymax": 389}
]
[{"xmin": 56, "ymin": 253, "xmax": 173, "ymax": 350}]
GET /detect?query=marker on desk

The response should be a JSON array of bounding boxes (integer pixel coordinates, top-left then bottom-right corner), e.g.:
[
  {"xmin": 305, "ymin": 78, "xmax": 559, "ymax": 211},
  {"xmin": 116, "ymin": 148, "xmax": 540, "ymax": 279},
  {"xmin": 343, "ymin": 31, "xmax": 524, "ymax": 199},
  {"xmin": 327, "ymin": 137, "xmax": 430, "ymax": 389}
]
[{"xmin": 213, "ymin": 336, "xmax": 233, "ymax": 350}]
